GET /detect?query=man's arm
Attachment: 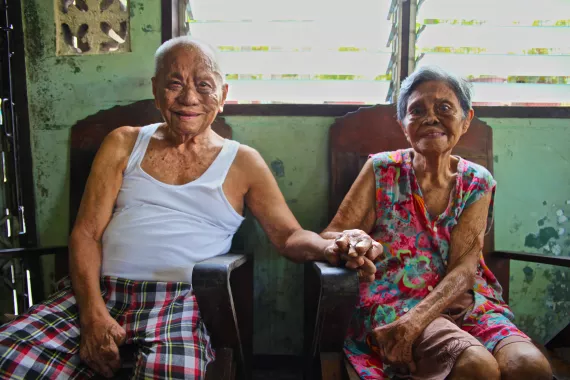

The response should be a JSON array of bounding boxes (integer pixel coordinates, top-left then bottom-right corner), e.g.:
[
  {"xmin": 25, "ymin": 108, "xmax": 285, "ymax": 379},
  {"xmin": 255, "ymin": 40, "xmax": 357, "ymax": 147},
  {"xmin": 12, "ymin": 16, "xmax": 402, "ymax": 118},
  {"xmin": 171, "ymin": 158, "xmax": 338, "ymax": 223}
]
[
  {"xmin": 68, "ymin": 126, "xmax": 137, "ymax": 377},
  {"xmin": 69, "ymin": 127, "xmax": 135, "ymax": 322},
  {"xmin": 239, "ymin": 148, "xmax": 380, "ymax": 276}
]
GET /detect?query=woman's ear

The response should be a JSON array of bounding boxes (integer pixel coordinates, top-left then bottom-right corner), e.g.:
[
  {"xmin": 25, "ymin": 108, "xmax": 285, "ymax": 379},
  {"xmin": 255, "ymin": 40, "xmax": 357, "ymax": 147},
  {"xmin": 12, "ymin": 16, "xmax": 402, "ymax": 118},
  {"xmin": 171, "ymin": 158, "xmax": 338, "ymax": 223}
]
[
  {"xmin": 462, "ymin": 108, "xmax": 475, "ymax": 134},
  {"xmin": 399, "ymin": 120, "xmax": 411, "ymax": 144}
]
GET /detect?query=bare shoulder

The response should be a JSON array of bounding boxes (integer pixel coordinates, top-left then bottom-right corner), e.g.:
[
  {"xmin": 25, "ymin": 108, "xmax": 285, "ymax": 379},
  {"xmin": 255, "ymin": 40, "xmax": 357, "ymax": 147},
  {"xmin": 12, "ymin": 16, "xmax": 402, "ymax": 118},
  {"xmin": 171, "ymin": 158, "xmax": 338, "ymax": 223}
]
[
  {"xmin": 95, "ymin": 126, "xmax": 141, "ymax": 169},
  {"xmin": 104, "ymin": 126, "xmax": 140, "ymax": 149},
  {"xmin": 233, "ymin": 144, "xmax": 268, "ymax": 170},
  {"xmin": 100, "ymin": 126, "xmax": 140, "ymax": 154}
]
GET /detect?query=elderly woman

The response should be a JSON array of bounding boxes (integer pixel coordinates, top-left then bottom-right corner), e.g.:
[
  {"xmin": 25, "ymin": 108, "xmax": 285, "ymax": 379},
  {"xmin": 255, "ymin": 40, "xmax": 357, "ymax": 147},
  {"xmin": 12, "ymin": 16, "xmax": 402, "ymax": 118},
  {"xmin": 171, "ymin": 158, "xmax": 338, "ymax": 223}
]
[
  {"xmin": 323, "ymin": 66, "xmax": 552, "ymax": 380},
  {"xmin": 0, "ymin": 37, "xmax": 380, "ymax": 379}
]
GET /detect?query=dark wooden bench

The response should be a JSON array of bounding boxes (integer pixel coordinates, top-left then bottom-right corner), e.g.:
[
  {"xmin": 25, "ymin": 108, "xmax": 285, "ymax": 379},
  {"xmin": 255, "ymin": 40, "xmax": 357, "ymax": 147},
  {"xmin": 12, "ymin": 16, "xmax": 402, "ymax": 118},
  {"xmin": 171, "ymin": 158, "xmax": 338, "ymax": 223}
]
[
  {"xmin": 1, "ymin": 100, "xmax": 253, "ymax": 380},
  {"xmin": 304, "ymin": 104, "xmax": 570, "ymax": 380}
]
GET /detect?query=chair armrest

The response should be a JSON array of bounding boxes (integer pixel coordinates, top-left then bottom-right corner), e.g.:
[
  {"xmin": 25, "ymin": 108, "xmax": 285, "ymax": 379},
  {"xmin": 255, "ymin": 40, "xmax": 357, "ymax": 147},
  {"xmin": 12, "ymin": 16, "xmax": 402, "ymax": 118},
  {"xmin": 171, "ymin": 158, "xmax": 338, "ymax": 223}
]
[
  {"xmin": 492, "ymin": 251, "xmax": 570, "ymax": 267},
  {"xmin": 304, "ymin": 261, "xmax": 359, "ymax": 355},
  {"xmin": 0, "ymin": 246, "xmax": 68, "ymax": 259},
  {"xmin": 192, "ymin": 253, "xmax": 253, "ymax": 379}
]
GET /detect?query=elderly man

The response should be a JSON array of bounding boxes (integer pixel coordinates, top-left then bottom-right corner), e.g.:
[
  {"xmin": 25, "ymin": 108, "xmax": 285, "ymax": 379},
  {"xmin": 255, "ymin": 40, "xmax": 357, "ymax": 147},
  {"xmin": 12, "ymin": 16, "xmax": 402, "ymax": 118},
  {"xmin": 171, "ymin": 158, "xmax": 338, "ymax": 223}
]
[{"xmin": 0, "ymin": 37, "xmax": 382, "ymax": 379}]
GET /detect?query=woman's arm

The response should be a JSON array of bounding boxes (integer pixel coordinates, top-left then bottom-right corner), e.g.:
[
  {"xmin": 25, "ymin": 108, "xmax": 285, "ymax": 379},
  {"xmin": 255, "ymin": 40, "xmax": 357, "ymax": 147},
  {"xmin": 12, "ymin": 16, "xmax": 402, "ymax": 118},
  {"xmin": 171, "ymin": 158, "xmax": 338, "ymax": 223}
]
[
  {"xmin": 404, "ymin": 191, "xmax": 491, "ymax": 329},
  {"xmin": 321, "ymin": 158, "xmax": 377, "ymax": 238},
  {"xmin": 373, "ymin": 191, "xmax": 492, "ymax": 368}
]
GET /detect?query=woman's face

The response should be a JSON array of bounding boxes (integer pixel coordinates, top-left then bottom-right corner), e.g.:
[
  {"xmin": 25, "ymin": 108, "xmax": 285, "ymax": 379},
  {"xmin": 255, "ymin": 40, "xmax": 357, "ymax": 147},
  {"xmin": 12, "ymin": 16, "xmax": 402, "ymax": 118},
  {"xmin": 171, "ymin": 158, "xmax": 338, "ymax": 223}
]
[{"xmin": 400, "ymin": 81, "xmax": 474, "ymax": 156}]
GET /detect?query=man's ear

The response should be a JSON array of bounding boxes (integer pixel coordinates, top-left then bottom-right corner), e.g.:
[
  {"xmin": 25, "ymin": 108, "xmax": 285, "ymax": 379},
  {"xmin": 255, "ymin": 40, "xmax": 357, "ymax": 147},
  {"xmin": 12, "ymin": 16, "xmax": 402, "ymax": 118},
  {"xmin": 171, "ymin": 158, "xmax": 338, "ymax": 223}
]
[
  {"xmin": 218, "ymin": 83, "xmax": 229, "ymax": 113},
  {"xmin": 152, "ymin": 77, "xmax": 159, "ymax": 109}
]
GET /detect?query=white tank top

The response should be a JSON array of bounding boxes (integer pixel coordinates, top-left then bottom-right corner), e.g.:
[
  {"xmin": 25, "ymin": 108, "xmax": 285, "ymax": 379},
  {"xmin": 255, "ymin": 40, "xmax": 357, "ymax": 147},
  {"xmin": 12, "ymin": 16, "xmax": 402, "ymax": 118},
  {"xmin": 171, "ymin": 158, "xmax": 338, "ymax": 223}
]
[{"xmin": 101, "ymin": 123, "xmax": 244, "ymax": 283}]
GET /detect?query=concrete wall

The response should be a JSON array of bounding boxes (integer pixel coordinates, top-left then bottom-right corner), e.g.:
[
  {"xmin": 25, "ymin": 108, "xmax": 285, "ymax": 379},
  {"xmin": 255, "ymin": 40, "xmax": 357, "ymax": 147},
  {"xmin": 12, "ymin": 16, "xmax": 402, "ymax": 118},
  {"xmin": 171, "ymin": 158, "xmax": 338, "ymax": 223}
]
[
  {"xmin": 21, "ymin": 0, "xmax": 160, "ymax": 291},
  {"xmin": 21, "ymin": 0, "xmax": 569, "ymax": 355},
  {"xmin": 487, "ymin": 118, "xmax": 570, "ymax": 344}
]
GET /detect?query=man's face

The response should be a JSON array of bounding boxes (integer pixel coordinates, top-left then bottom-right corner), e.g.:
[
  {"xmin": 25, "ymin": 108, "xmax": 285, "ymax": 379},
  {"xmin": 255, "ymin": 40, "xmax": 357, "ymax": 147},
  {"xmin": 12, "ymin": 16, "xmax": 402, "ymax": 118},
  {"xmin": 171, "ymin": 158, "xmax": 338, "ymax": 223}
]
[{"xmin": 152, "ymin": 46, "xmax": 228, "ymax": 138}]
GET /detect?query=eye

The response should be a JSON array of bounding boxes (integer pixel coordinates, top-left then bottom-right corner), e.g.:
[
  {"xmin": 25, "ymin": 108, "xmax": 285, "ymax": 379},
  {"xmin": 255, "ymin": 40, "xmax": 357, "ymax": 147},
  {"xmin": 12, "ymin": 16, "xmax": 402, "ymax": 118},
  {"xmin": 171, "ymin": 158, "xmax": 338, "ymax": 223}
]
[
  {"xmin": 409, "ymin": 108, "xmax": 422, "ymax": 116},
  {"xmin": 439, "ymin": 104, "xmax": 452, "ymax": 112},
  {"xmin": 198, "ymin": 81, "xmax": 211, "ymax": 88},
  {"xmin": 167, "ymin": 81, "xmax": 182, "ymax": 90}
]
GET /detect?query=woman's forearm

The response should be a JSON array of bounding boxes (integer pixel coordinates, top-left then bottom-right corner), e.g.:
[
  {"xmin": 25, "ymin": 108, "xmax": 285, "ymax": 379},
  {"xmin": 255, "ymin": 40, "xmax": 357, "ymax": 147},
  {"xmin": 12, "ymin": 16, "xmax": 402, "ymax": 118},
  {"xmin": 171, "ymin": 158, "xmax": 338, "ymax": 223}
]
[
  {"xmin": 406, "ymin": 265, "xmax": 474, "ymax": 332},
  {"xmin": 69, "ymin": 230, "xmax": 109, "ymax": 324}
]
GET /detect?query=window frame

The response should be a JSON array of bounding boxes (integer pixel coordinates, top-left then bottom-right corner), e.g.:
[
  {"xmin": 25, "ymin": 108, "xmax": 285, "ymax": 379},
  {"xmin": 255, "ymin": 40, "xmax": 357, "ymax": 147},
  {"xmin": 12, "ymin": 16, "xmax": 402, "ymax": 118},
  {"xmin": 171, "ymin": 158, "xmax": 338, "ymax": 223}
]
[{"xmin": 161, "ymin": 0, "xmax": 570, "ymax": 118}]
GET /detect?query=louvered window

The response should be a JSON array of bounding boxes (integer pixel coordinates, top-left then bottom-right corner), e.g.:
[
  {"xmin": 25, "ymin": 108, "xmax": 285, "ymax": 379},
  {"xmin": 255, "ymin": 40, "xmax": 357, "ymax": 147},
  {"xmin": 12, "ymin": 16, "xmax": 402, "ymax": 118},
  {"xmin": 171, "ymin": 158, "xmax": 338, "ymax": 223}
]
[
  {"xmin": 414, "ymin": 0, "xmax": 570, "ymax": 106},
  {"xmin": 179, "ymin": 0, "xmax": 399, "ymax": 104}
]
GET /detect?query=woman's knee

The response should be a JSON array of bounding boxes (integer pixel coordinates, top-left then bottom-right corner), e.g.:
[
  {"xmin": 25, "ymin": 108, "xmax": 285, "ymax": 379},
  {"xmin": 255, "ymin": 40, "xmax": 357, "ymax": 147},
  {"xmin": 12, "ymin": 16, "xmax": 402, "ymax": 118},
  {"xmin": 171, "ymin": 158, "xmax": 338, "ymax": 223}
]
[
  {"xmin": 495, "ymin": 342, "xmax": 552, "ymax": 380},
  {"xmin": 448, "ymin": 346, "xmax": 500, "ymax": 380}
]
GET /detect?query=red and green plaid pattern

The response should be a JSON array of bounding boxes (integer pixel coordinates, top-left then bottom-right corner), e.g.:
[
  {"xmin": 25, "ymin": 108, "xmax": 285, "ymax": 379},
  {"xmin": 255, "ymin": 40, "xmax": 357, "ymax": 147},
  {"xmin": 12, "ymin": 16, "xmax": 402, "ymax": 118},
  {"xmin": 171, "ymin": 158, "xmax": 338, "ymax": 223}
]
[{"xmin": 0, "ymin": 276, "xmax": 213, "ymax": 379}]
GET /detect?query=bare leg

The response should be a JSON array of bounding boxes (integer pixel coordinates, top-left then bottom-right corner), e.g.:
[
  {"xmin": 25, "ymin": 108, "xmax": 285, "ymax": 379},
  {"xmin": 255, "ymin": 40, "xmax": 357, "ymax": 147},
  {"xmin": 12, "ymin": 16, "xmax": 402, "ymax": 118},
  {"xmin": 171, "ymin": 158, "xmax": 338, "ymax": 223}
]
[
  {"xmin": 447, "ymin": 346, "xmax": 501, "ymax": 380},
  {"xmin": 493, "ymin": 339, "xmax": 552, "ymax": 380}
]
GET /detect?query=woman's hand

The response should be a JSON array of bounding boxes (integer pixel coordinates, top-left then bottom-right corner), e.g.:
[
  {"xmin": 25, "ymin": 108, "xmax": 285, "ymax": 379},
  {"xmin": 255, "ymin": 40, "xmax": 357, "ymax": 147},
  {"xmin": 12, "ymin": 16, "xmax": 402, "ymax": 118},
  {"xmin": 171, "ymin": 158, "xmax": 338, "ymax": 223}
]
[
  {"xmin": 372, "ymin": 314, "xmax": 421, "ymax": 372},
  {"xmin": 324, "ymin": 229, "xmax": 384, "ymax": 282}
]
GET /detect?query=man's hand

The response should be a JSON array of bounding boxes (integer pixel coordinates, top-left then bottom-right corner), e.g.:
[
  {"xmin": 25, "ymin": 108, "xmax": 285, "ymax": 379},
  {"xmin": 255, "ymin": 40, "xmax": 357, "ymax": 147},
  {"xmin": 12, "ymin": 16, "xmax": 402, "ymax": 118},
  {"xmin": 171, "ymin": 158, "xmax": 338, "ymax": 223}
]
[
  {"xmin": 79, "ymin": 313, "xmax": 126, "ymax": 378},
  {"xmin": 324, "ymin": 229, "xmax": 384, "ymax": 282},
  {"xmin": 372, "ymin": 315, "xmax": 420, "ymax": 372}
]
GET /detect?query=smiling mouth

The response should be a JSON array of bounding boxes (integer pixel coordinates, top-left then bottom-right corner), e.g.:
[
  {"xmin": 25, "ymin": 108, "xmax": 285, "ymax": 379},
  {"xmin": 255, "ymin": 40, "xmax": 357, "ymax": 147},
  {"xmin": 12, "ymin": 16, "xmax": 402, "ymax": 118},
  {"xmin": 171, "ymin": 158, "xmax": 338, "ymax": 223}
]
[
  {"xmin": 423, "ymin": 132, "xmax": 446, "ymax": 138},
  {"xmin": 174, "ymin": 111, "xmax": 202, "ymax": 119}
]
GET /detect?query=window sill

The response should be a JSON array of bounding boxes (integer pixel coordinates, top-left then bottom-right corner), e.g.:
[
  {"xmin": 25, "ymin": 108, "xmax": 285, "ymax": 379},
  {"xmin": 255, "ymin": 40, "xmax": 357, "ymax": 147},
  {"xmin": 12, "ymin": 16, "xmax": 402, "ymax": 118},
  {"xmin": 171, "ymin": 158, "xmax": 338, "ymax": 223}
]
[{"xmin": 222, "ymin": 104, "xmax": 570, "ymax": 118}]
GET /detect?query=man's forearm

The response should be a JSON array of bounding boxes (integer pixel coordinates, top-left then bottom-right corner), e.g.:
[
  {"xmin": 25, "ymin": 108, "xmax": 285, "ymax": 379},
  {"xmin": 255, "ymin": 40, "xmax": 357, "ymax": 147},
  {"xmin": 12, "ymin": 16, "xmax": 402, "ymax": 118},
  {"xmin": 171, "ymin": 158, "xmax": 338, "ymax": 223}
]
[
  {"xmin": 406, "ymin": 265, "xmax": 474, "ymax": 331},
  {"xmin": 280, "ymin": 229, "xmax": 330, "ymax": 263},
  {"xmin": 69, "ymin": 234, "xmax": 108, "ymax": 324}
]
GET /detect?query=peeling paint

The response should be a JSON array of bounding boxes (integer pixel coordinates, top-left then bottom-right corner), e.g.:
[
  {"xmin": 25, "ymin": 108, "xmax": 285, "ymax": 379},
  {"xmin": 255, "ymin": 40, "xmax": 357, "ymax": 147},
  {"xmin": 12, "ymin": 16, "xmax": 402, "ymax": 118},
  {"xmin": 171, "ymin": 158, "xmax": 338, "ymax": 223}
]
[
  {"xmin": 55, "ymin": 57, "xmax": 81, "ymax": 73},
  {"xmin": 22, "ymin": 1, "xmax": 49, "ymax": 82},
  {"xmin": 270, "ymin": 159, "xmax": 285, "ymax": 178},
  {"xmin": 524, "ymin": 227, "xmax": 559, "ymax": 249},
  {"xmin": 523, "ymin": 266, "xmax": 535, "ymax": 283}
]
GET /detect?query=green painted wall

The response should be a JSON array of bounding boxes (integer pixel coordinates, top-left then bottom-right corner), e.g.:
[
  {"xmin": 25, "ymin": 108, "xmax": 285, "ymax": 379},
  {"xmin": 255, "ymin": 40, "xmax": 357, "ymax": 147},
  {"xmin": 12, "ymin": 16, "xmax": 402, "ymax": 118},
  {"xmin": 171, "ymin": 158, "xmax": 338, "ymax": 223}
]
[
  {"xmin": 227, "ymin": 116, "xmax": 331, "ymax": 353},
  {"xmin": 21, "ymin": 0, "xmax": 161, "ymax": 290},
  {"xmin": 484, "ymin": 118, "xmax": 570, "ymax": 344},
  {"xmin": 21, "ymin": 0, "xmax": 569, "ymax": 355}
]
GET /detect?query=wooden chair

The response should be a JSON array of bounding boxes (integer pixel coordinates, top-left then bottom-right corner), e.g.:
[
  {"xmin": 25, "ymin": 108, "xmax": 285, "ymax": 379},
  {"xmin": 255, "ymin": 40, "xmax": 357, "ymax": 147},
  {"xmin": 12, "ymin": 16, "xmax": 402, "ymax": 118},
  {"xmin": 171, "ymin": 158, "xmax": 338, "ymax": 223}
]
[
  {"xmin": 0, "ymin": 100, "xmax": 253, "ymax": 380},
  {"xmin": 304, "ymin": 104, "xmax": 570, "ymax": 380}
]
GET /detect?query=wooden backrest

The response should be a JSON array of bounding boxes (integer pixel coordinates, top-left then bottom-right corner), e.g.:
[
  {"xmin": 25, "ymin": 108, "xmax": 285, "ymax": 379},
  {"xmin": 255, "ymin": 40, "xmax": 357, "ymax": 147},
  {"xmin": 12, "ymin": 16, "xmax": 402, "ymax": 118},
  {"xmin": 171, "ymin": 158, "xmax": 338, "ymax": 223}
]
[
  {"xmin": 330, "ymin": 104, "xmax": 494, "ymax": 217},
  {"xmin": 56, "ymin": 100, "xmax": 231, "ymax": 278},
  {"xmin": 329, "ymin": 105, "xmax": 501, "ymax": 283}
]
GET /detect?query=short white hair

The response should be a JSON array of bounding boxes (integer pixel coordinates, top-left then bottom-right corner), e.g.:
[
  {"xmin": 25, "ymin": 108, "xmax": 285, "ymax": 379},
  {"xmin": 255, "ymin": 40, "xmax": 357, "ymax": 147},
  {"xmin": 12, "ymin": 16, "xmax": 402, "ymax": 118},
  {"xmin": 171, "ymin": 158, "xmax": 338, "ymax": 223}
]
[{"xmin": 153, "ymin": 36, "xmax": 225, "ymax": 82}]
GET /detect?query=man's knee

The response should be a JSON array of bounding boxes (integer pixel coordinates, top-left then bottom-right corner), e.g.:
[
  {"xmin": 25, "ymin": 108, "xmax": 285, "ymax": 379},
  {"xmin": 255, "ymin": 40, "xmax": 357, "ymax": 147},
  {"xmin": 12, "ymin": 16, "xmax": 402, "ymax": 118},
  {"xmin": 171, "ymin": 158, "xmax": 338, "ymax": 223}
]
[
  {"xmin": 448, "ymin": 346, "xmax": 500, "ymax": 380},
  {"xmin": 495, "ymin": 342, "xmax": 552, "ymax": 380}
]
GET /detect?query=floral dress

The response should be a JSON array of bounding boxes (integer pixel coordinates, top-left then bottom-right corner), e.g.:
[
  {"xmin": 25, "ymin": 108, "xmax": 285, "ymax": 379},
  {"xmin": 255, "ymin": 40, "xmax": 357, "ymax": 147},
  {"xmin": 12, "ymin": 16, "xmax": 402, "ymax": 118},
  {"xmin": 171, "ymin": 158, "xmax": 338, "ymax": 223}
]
[{"xmin": 344, "ymin": 149, "xmax": 529, "ymax": 379}]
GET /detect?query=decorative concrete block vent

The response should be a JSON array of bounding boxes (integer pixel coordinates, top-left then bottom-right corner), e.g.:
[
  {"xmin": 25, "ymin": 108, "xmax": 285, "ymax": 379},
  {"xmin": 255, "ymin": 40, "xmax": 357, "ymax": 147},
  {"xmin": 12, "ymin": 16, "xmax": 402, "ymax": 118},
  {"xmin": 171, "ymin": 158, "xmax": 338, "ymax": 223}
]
[{"xmin": 56, "ymin": 0, "xmax": 130, "ymax": 55}]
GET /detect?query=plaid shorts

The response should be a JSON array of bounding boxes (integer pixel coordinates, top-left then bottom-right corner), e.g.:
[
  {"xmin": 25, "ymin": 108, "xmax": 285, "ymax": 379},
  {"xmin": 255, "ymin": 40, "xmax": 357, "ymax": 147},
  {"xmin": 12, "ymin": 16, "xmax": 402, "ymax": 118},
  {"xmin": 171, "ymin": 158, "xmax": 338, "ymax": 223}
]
[{"xmin": 0, "ymin": 276, "xmax": 214, "ymax": 379}]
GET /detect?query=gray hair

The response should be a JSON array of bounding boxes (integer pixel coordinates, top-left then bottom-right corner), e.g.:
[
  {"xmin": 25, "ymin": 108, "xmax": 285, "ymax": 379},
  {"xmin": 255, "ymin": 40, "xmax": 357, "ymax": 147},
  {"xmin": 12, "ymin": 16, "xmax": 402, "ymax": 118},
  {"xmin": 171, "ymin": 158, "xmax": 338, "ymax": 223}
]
[
  {"xmin": 397, "ymin": 66, "xmax": 472, "ymax": 121},
  {"xmin": 154, "ymin": 36, "xmax": 225, "ymax": 82}
]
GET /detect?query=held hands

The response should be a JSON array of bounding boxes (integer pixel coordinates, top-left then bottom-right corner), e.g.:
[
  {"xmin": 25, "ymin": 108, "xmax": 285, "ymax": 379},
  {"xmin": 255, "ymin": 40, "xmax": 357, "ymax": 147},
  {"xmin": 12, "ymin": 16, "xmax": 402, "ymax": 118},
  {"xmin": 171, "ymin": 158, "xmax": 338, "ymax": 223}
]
[
  {"xmin": 372, "ymin": 314, "xmax": 421, "ymax": 372},
  {"xmin": 79, "ymin": 313, "xmax": 126, "ymax": 378},
  {"xmin": 324, "ymin": 229, "xmax": 384, "ymax": 282}
]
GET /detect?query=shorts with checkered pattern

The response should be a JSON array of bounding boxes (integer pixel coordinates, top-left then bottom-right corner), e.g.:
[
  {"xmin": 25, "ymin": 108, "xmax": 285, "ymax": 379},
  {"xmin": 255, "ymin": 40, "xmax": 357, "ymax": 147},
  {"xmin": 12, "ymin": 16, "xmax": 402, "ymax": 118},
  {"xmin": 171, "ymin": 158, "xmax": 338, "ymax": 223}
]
[{"xmin": 0, "ymin": 276, "xmax": 214, "ymax": 379}]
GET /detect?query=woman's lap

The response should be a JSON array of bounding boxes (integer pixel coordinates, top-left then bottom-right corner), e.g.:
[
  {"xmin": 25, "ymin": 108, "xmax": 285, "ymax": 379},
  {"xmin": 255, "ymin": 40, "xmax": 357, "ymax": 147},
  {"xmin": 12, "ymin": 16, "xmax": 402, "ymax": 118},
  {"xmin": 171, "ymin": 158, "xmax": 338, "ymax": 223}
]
[{"xmin": 345, "ymin": 296, "xmax": 530, "ymax": 380}]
